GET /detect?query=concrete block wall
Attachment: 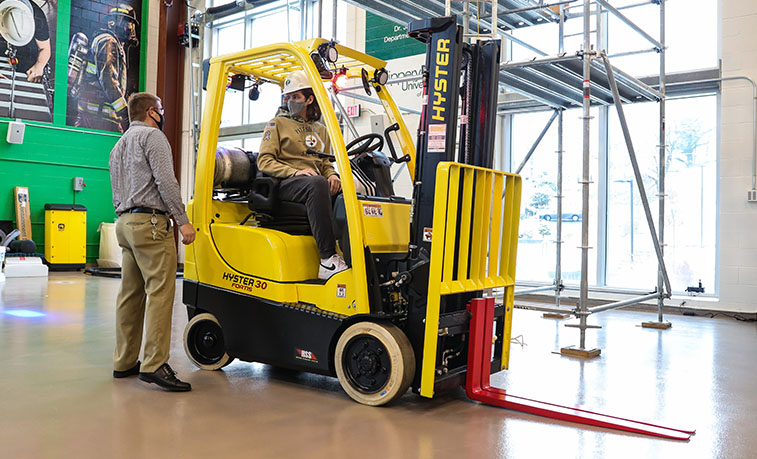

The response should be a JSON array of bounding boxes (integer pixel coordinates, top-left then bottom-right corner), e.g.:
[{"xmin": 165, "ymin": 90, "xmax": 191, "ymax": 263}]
[{"xmin": 719, "ymin": 0, "xmax": 757, "ymax": 312}]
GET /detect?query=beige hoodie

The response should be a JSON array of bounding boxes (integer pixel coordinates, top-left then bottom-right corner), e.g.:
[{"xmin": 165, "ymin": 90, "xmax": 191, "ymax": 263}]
[{"xmin": 257, "ymin": 110, "xmax": 338, "ymax": 179}]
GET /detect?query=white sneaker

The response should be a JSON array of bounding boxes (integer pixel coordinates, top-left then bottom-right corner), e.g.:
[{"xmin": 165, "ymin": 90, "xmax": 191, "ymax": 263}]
[{"xmin": 319, "ymin": 254, "xmax": 349, "ymax": 280}]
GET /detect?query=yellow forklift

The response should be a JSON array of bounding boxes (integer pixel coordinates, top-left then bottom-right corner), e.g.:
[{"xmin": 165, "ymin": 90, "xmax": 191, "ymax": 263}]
[{"xmin": 182, "ymin": 16, "xmax": 692, "ymax": 440}]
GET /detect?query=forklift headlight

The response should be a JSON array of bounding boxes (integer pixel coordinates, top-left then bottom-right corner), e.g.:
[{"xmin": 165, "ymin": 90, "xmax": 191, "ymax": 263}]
[
  {"xmin": 373, "ymin": 68, "xmax": 389, "ymax": 86},
  {"xmin": 318, "ymin": 41, "xmax": 339, "ymax": 63}
]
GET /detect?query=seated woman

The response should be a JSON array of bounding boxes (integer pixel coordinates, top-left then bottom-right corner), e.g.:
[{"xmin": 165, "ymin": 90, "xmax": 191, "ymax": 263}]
[{"xmin": 257, "ymin": 70, "xmax": 348, "ymax": 280}]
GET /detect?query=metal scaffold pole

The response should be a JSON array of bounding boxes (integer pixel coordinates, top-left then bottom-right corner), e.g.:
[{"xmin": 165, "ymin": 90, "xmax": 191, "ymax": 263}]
[
  {"xmin": 650, "ymin": 0, "xmax": 672, "ymax": 328},
  {"xmin": 555, "ymin": 109, "xmax": 564, "ymax": 309},
  {"xmin": 578, "ymin": 0, "xmax": 592, "ymax": 352}
]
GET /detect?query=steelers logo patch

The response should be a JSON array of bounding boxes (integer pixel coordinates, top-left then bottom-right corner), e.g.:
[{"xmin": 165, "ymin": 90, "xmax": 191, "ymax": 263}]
[{"xmin": 305, "ymin": 134, "xmax": 319, "ymax": 149}]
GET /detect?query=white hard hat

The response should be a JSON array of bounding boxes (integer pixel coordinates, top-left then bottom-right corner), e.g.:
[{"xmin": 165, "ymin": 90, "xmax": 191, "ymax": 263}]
[
  {"xmin": 282, "ymin": 70, "xmax": 311, "ymax": 95},
  {"xmin": 0, "ymin": 0, "xmax": 35, "ymax": 47}
]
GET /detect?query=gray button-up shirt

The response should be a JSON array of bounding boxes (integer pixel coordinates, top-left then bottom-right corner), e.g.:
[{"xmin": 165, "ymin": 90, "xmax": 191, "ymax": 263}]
[{"xmin": 109, "ymin": 121, "xmax": 189, "ymax": 226}]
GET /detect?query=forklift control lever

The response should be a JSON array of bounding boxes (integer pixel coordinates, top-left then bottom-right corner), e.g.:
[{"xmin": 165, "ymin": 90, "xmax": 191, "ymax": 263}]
[{"xmin": 305, "ymin": 148, "xmax": 336, "ymax": 162}]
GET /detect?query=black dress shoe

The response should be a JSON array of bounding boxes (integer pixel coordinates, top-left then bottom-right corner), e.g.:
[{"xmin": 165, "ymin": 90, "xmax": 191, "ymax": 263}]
[
  {"xmin": 138, "ymin": 363, "xmax": 192, "ymax": 392},
  {"xmin": 113, "ymin": 361, "xmax": 141, "ymax": 379}
]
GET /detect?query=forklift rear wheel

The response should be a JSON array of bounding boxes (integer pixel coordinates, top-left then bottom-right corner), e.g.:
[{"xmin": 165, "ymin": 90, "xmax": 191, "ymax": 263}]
[
  {"xmin": 184, "ymin": 313, "xmax": 234, "ymax": 370},
  {"xmin": 335, "ymin": 321, "xmax": 415, "ymax": 406}
]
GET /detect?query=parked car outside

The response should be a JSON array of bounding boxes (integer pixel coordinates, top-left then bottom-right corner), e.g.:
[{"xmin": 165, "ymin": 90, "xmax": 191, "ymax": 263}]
[{"xmin": 540, "ymin": 213, "xmax": 581, "ymax": 222}]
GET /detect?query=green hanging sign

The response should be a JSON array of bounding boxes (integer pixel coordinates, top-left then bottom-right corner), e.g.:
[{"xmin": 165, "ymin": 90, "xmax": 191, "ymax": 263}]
[{"xmin": 365, "ymin": 12, "xmax": 425, "ymax": 61}]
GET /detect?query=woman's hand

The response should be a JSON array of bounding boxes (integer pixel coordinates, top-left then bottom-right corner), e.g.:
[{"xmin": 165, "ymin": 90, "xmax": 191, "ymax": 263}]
[
  {"xmin": 295, "ymin": 168, "xmax": 318, "ymax": 177},
  {"xmin": 328, "ymin": 175, "xmax": 342, "ymax": 195}
]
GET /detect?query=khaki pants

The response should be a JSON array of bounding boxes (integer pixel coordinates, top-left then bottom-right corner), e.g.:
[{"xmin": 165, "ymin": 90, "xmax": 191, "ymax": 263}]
[{"xmin": 113, "ymin": 213, "xmax": 177, "ymax": 373}]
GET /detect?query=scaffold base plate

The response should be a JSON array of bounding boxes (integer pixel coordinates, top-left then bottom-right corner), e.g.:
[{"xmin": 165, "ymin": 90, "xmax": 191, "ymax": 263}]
[
  {"xmin": 560, "ymin": 346, "xmax": 601, "ymax": 358},
  {"xmin": 642, "ymin": 321, "xmax": 672, "ymax": 329}
]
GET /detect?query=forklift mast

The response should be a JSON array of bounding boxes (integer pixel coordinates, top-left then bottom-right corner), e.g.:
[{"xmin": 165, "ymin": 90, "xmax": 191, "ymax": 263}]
[
  {"xmin": 408, "ymin": 16, "xmax": 501, "ymax": 253},
  {"xmin": 404, "ymin": 16, "xmax": 504, "ymax": 394}
]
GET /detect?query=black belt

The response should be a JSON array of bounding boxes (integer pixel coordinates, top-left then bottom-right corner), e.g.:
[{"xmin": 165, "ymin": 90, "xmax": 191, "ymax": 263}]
[{"xmin": 124, "ymin": 207, "xmax": 168, "ymax": 216}]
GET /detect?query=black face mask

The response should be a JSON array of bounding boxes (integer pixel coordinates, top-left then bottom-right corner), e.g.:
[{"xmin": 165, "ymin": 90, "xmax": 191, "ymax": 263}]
[{"xmin": 149, "ymin": 111, "xmax": 164, "ymax": 131}]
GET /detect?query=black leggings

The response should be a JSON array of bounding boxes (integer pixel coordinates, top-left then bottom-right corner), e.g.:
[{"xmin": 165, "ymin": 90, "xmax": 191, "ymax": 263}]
[{"xmin": 279, "ymin": 175, "xmax": 337, "ymax": 259}]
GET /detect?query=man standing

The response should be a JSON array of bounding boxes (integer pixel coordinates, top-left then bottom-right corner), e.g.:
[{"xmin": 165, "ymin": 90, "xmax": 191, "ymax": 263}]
[
  {"xmin": 109, "ymin": 92, "xmax": 195, "ymax": 392},
  {"xmin": 75, "ymin": 4, "xmax": 139, "ymax": 132}
]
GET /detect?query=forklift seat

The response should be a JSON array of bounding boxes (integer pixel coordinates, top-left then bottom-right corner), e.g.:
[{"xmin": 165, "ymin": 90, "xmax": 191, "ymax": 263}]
[{"xmin": 247, "ymin": 171, "xmax": 312, "ymax": 235}]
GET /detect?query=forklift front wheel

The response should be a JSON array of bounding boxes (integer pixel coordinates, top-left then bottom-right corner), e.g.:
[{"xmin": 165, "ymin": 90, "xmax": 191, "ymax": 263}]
[
  {"xmin": 183, "ymin": 313, "xmax": 234, "ymax": 371},
  {"xmin": 335, "ymin": 322, "xmax": 415, "ymax": 406}
]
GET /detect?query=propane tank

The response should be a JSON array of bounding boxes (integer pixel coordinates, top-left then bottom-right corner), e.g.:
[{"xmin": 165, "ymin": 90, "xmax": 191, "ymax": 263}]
[{"xmin": 214, "ymin": 146, "xmax": 255, "ymax": 188}]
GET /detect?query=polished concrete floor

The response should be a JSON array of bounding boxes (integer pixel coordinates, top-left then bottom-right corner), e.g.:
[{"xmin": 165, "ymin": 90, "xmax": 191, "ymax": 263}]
[{"xmin": 1, "ymin": 272, "xmax": 755, "ymax": 458}]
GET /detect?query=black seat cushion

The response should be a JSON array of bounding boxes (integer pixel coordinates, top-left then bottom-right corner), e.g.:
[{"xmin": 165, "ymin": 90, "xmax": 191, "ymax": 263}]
[{"xmin": 247, "ymin": 168, "xmax": 311, "ymax": 234}]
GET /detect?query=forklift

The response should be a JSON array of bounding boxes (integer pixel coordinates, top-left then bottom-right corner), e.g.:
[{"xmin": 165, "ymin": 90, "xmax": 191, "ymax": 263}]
[{"xmin": 182, "ymin": 16, "xmax": 692, "ymax": 440}]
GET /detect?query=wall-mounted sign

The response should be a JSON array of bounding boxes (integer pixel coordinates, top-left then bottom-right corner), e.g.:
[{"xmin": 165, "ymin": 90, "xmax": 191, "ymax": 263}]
[
  {"xmin": 365, "ymin": 12, "xmax": 425, "ymax": 62},
  {"xmin": 345, "ymin": 104, "xmax": 361, "ymax": 118}
]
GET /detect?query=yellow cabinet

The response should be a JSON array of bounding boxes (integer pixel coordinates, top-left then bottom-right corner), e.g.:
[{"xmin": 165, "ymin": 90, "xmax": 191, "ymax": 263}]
[{"xmin": 45, "ymin": 204, "xmax": 87, "ymax": 270}]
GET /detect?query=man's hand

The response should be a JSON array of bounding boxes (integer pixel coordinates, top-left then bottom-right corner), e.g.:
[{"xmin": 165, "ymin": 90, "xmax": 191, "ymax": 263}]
[
  {"xmin": 26, "ymin": 65, "xmax": 44, "ymax": 83},
  {"xmin": 295, "ymin": 168, "xmax": 318, "ymax": 177},
  {"xmin": 179, "ymin": 223, "xmax": 196, "ymax": 245},
  {"xmin": 328, "ymin": 175, "xmax": 341, "ymax": 195}
]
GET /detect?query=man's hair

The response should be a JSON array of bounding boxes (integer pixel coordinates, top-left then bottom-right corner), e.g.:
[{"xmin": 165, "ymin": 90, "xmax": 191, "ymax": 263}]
[{"xmin": 128, "ymin": 93, "xmax": 160, "ymax": 121}]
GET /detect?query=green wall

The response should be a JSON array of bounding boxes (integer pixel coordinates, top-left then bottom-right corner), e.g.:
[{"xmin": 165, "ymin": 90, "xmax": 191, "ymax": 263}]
[
  {"xmin": 0, "ymin": 0, "xmax": 148, "ymax": 263},
  {"xmin": 0, "ymin": 123, "xmax": 118, "ymax": 263}
]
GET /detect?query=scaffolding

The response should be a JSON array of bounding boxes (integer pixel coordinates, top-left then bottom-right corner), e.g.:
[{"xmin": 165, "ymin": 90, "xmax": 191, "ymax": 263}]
[
  {"xmin": 345, "ymin": 0, "xmax": 673, "ymax": 356},
  {"xmin": 504, "ymin": 0, "xmax": 672, "ymax": 356}
]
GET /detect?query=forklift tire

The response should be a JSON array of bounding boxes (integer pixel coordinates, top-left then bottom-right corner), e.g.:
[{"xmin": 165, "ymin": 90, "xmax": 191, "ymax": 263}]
[
  {"xmin": 335, "ymin": 321, "xmax": 415, "ymax": 406},
  {"xmin": 183, "ymin": 313, "xmax": 234, "ymax": 371}
]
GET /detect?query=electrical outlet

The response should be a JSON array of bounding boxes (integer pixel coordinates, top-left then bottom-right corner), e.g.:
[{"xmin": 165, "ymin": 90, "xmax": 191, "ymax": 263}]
[
  {"xmin": 73, "ymin": 177, "xmax": 85, "ymax": 191},
  {"xmin": 749, "ymin": 189, "xmax": 757, "ymax": 202}
]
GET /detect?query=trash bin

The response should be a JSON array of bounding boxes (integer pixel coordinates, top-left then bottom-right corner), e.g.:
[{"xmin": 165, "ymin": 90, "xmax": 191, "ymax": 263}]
[
  {"xmin": 97, "ymin": 222, "xmax": 122, "ymax": 268},
  {"xmin": 44, "ymin": 204, "xmax": 87, "ymax": 270}
]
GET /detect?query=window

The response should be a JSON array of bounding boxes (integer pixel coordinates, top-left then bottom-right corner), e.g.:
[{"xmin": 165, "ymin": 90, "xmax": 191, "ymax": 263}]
[
  {"xmin": 606, "ymin": 95, "xmax": 717, "ymax": 292},
  {"xmin": 210, "ymin": 1, "xmax": 350, "ymax": 132},
  {"xmin": 505, "ymin": 1, "xmax": 718, "ymax": 293},
  {"xmin": 509, "ymin": 1, "xmax": 718, "ymax": 77},
  {"xmin": 609, "ymin": 0, "xmax": 718, "ymax": 76},
  {"xmin": 512, "ymin": 108, "xmax": 598, "ymax": 284}
]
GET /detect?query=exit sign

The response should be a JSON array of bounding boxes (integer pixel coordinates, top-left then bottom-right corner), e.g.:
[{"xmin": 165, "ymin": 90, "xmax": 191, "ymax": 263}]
[{"xmin": 346, "ymin": 104, "xmax": 361, "ymax": 118}]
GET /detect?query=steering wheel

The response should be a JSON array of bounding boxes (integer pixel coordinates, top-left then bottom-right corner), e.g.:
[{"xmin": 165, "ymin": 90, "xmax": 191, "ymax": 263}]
[{"xmin": 346, "ymin": 133, "xmax": 384, "ymax": 158}]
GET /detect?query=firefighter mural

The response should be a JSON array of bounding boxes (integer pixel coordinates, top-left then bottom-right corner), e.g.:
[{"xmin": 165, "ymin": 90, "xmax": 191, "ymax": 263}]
[
  {"xmin": 0, "ymin": 0, "xmax": 56, "ymax": 122},
  {"xmin": 66, "ymin": 1, "xmax": 142, "ymax": 133}
]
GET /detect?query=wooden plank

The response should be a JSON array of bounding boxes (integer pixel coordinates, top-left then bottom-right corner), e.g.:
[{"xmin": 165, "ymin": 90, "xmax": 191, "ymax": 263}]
[
  {"xmin": 642, "ymin": 321, "xmax": 672, "ymax": 330},
  {"xmin": 560, "ymin": 346, "xmax": 601, "ymax": 358},
  {"xmin": 542, "ymin": 313, "xmax": 570, "ymax": 320}
]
